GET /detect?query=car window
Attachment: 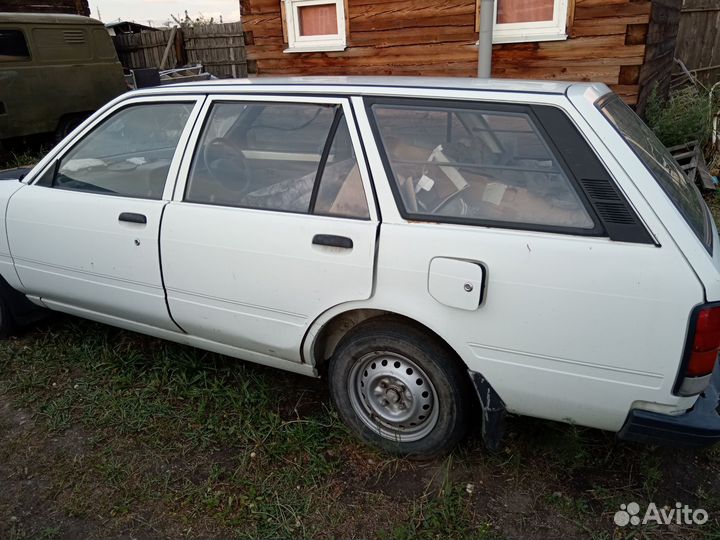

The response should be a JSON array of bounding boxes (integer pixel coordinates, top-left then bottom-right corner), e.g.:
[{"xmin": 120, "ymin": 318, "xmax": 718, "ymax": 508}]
[
  {"xmin": 599, "ymin": 96, "xmax": 711, "ymax": 252},
  {"xmin": 242, "ymin": 104, "xmax": 336, "ymax": 154},
  {"xmin": 314, "ymin": 118, "xmax": 369, "ymax": 219},
  {"xmin": 47, "ymin": 102, "xmax": 193, "ymax": 199},
  {"xmin": 185, "ymin": 102, "xmax": 369, "ymax": 219},
  {"xmin": 0, "ymin": 29, "xmax": 30, "ymax": 61},
  {"xmin": 370, "ymin": 102, "xmax": 594, "ymax": 231}
]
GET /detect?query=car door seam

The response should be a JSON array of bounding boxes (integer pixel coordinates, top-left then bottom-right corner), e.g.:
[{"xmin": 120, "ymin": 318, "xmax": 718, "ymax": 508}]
[{"xmin": 158, "ymin": 201, "xmax": 187, "ymax": 333}]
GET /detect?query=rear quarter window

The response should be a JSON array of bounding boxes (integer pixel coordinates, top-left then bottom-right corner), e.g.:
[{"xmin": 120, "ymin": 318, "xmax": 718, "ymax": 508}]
[
  {"xmin": 367, "ymin": 99, "xmax": 596, "ymax": 233},
  {"xmin": 598, "ymin": 96, "xmax": 712, "ymax": 252}
]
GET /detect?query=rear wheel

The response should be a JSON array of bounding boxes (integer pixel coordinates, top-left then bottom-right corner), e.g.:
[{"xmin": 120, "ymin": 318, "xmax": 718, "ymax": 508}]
[{"xmin": 328, "ymin": 317, "xmax": 473, "ymax": 458}]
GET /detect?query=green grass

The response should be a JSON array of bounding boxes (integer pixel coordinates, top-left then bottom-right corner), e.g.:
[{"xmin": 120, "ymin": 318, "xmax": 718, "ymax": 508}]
[
  {"xmin": 0, "ymin": 145, "xmax": 49, "ymax": 169},
  {"xmin": 2, "ymin": 312, "xmax": 717, "ymax": 539},
  {"xmin": 0, "ymin": 319, "xmax": 355, "ymax": 538}
]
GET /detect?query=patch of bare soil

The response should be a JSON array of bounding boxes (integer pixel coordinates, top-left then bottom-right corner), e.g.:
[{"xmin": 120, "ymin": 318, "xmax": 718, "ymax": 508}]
[{"xmin": 0, "ymin": 396, "xmax": 148, "ymax": 540}]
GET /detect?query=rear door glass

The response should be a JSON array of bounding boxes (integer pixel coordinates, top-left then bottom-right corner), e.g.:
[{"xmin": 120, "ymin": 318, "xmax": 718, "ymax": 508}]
[{"xmin": 185, "ymin": 101, "xmax": 370, "ymax": 219}]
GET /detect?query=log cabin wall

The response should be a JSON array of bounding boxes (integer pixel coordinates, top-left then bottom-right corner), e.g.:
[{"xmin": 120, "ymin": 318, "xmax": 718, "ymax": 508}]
[{"xmin": 242, "ymin": 0, "xmax": 680, "ymax": 106}]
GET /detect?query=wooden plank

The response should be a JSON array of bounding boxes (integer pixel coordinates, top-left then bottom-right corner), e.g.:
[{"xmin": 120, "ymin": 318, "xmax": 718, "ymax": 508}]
[
  {"xmin": 570, "ymin": 21, "xmax": 628, "ymax": 37},
  {"xmin": 674, "ymin": 1, "xmax": 720, "ymax": 85},
  {"xmin": 159, "ymin": 26, "xmax": 177, "ymax": 70},
  {"xmin": 625, "ymin": 23, "xmax": 648, "ymax": 45},
  {"xmin": 610, "ymin": 84, "xmax": 639, "ymax": 104},
  {"xmin": 619, "ymin": 64, "xmax": 641, "ymax": 84},
  {"xmin": 349, "ymin": 25, "xmax": 473, "ymax": 47},
  {"xmin": 574, "ymin": 2, "xmax": 651, "ymax": 21}
]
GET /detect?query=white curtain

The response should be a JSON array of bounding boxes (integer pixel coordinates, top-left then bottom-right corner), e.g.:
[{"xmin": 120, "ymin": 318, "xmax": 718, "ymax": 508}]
[
  {"xmin": 497, "ymin": 0, "xmax": 554, "ymax": 24},
  {"xmin": 298, "ymin": 4, "xmax": 338, "ymax": 36}
]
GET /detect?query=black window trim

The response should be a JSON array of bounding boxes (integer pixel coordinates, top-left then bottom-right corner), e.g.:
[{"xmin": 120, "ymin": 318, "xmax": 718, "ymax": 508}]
[
  {"xmin": 182, "ymin": 99, "xmax": 372, "ymax": 221},
  {"xmin": 364, "ymin": 96, "xmax": 608, "ymax": 237},
  {"xmin": 0, "ymin": 27, "xmax": 31, "ymax": 62}
]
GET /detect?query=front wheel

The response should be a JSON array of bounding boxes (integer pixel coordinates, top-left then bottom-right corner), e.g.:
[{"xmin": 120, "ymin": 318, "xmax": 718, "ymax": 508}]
[{"xmin": 328, "ymin": 317, "xmax": 473, "ymax": 458}]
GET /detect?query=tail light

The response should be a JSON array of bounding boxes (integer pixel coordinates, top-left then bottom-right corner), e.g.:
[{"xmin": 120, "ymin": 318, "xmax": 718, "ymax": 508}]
[{"xmin": 676, "ymin": 304, "xmax": 720, "ymax": 395}]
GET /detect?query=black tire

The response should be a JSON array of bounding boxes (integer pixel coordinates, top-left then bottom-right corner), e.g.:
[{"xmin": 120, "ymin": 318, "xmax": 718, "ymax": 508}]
[
  {"xmin": 0, "ymin": 293, "xmax": 14, "ymax": 339},
  {"xmin": 328, "ymin": 316, "xmax": 473, "ymax": 459},
  {"xmin": 54, "ymin": 114, "xmax": 86, "ymax": 143}
]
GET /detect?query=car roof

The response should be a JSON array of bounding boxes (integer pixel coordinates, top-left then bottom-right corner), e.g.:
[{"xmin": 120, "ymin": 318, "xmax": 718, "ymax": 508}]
[
  {"xmin": 0, "ymin": 12, "xmax": 103, "ymax": 25},
  {"xmin": 158, "ymin": 76, "xmax": 593, "ymax": 96}
]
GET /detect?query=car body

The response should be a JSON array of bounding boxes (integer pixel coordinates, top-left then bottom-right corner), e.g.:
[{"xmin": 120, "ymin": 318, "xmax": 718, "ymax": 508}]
[
  {"xmin": 0, "ymin": 13, "xmax": 126, "ymax": 142},
  {"xmin": 1, "ymin": 76, "xmax": 719, "ymax": 456}
]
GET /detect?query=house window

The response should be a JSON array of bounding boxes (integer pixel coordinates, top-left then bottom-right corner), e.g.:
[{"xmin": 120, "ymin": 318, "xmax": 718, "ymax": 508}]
[
  {"xmin": 283, "ymin": 0, "xmax": 346, "ymax": 53},
  {"xmin": 478, "ymin": 0, "xmax": 569, "ymax": 44}
]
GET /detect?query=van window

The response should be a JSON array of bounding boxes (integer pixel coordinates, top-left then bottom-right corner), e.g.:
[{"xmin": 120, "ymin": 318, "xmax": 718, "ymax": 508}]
[
  {"xmin": 0, "ymin": 30, "xmax": 30, "ymax": 61},
  {"xmin": 370, "ymin": 101, "xmax": 594, "ymax": 231},
  {"xmin": 599, "ymin": 96, "xmax": 711, "ymax": 252}
]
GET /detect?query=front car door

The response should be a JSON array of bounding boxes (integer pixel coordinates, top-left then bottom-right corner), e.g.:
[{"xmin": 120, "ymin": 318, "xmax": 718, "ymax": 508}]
[
  {"xmin": 161, "ymin": 95, "xmax": 378, "ymax": 362},
  {"xmin": 7, "ymin": 95, "xmax": 204, "ymax": 330}
]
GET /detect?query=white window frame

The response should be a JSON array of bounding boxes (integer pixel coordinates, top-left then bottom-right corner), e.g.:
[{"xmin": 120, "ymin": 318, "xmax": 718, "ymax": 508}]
[
  {"xmin": 284, "ymin": 0, "xmax": 347, "ymax": 53},
  {"xmin": 491, "ymin": 0, "xmax": 569, "ymax": 44}
]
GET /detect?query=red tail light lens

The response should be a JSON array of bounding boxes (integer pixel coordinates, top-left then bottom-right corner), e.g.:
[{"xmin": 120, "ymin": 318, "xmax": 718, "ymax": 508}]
[{"xmin": 687, "ymin": 306, "xmax": 720, "ymax": 377}]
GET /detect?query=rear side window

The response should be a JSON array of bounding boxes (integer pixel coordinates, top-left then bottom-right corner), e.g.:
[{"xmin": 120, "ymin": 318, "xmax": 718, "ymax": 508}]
[
  {"xmin": 185, "ymin": 102, "xmax": 369, "ymax": 219},
  {"xmin": 368, "ymin": 100, "xmax": 594, "ymax": 232},
  {"xmin": 0, "ymin": 29, "xmax": 30, "ymax": 61},
  {"xmin": 599, "ymin": 96, "xmax": 711, "ymax": 252}
]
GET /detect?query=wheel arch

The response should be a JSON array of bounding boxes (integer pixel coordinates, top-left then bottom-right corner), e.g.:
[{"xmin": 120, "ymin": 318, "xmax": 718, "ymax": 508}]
[
  {"xmin": 303, "ymin": 304, "xmax": 507, "ymax": 449},
  {"xmin": 304, "ymin": 305, "xmax": 468, "ymax": 374}
]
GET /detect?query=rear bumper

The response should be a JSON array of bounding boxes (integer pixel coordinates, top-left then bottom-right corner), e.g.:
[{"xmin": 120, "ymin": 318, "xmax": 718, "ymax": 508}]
[{"xmin": 618, "ymin": 367, "xmax": 720, "ymax": 448}]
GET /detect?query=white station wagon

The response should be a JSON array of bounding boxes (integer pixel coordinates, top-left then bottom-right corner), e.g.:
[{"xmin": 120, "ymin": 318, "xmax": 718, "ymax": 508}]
[{"xmin": 2, "ymin": 77, "xmax": 720, "ymax": 457}]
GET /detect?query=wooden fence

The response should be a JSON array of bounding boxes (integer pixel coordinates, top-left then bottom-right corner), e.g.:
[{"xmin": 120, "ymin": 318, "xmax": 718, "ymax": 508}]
[
  {"xmin": 112, "ymin": 22, "xmax": 247, "ymax": 79},
  {"xmin": 674, "ymin": 0, "xmax": 720, "ymax": 85}
]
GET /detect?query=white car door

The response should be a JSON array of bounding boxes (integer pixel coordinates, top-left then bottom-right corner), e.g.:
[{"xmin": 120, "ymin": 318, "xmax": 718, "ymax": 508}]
[
  {"xmin": 161, "ymin": 96, "xmax": 378, "ymax": 362},
  {"xmin": 358, "ymin": 95, "xmax": 704, "ymax": 429},
  {"xmin": 7, "ymin": 96, "xmax": 204, "ymax": 330}
]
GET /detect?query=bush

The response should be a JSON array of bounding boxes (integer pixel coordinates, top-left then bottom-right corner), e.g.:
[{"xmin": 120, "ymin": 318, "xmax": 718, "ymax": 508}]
[{"xmin": 645, "ymin": 85, "xmax": 716, "ymax": 148}]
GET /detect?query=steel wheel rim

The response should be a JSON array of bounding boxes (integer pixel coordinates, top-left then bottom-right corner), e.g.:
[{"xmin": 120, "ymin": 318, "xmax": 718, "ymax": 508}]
[{"xmin": 348, "ymin": 351, "xmax": 439, "ymax": 442}]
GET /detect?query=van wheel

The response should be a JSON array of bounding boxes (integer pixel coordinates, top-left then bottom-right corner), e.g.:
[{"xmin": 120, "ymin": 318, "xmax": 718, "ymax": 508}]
[
  {"xmin": 55, "ymin": 114, "xmax": 87, "ymax": 143},
  {"xmin": 328, "ymin": 317, "xmax": 472, "ymax": 459}
]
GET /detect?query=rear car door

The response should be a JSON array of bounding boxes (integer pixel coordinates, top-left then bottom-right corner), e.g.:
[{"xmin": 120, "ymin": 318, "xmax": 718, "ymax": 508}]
[
  {"xmin": 358, "ymin": 95, "xmax": 704, "ymax": 430},
  {"xmin": 7, "ymin": 96, "xmax": 204, "ymax": 330},
  {"xmin": 161, "ymin": 95, "xmax": 378, "ymax": 362}
]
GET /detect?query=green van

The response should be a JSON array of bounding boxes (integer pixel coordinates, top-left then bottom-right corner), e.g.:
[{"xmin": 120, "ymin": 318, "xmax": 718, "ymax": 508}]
[{"xmin": 0, "ymin": 13, "xmax": 126, "ymax": 142}]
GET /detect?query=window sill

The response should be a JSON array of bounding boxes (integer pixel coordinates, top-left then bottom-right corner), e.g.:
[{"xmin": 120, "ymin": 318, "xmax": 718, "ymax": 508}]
[
  {"xmin": 283, "ymin": 44, "xmax": 347, "ymax": 53},
  {"xmin": 489, "ymin": 32, "xmax": 568, "ymax": 45}
]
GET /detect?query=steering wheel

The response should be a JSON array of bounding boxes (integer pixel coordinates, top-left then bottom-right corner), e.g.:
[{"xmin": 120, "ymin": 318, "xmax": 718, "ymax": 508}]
[
  {"xmin": 432, "ymin": 184, "xmax": 470, "ymax": 215},
  {"xmin": 202, "ymin": 137, "xmax": 249, "ymax": 193}
]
